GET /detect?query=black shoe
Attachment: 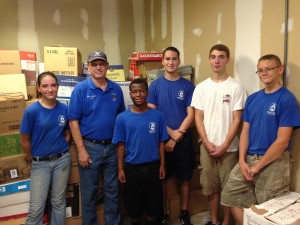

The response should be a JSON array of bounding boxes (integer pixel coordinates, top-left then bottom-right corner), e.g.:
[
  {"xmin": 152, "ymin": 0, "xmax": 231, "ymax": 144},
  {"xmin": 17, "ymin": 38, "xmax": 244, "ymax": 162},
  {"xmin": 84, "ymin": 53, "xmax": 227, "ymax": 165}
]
[
  {"xmin": 180, "ymin": 211, "xmax": 193, "ymax": 225},
  {"xmin": 204, "ymin": 221, "xmax": 220, "ymax": 225},
  {"xmin": 161, "ymin": 214, "xmax": 169, "ymax": 224}
]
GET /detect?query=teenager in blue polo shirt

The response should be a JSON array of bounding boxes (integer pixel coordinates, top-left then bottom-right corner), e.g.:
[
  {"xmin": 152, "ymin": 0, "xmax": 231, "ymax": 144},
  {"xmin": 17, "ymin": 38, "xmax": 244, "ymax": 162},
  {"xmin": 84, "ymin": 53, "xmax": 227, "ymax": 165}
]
[
  {"xmin": 20, "ymin": 72, "xmax": 71, "ymax": 225},
  {"xmin": 221, "ymin": 54, "xmax": 300, "ymax": 225},
  {"xmin": 68, "ymin": 50, "xmax": 125, "ymax": 225},
  {"xmin": 147, "ymin": 46, "xmax": 195, "ymax": 225},
  {"xmin": 113, "ymin": 78, "xmax": 169, "ymax": 225}
]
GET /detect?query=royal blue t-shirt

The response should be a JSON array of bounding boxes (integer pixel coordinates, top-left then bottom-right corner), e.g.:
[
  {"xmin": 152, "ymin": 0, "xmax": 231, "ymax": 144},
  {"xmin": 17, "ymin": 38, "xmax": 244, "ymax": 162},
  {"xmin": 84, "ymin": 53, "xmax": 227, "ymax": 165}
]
[
  {"xmin": 20, "ymin": 101, "xmax": 69, "ymax": 157},
  {"xmin": 112, "ymin": 108, "xmax": 169, "ymax": 164},
  {"xmin": 243, "ymin": 87, "xmax": 300, "ymax": 155},
  {"xmin": 68, "ymin": 78, "xmax": 125, "ymax": 140},
  {"xmin": 147, "ymin": 76, "xmax": 195, "ymax": 130}
]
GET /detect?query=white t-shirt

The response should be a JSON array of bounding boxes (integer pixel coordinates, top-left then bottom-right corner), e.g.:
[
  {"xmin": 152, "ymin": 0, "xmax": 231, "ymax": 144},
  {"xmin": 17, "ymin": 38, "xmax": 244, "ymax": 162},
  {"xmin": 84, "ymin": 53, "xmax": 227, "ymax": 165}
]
[{"xmin": 191, "ymin": 76, "xmax": 247, "ymax": 152}]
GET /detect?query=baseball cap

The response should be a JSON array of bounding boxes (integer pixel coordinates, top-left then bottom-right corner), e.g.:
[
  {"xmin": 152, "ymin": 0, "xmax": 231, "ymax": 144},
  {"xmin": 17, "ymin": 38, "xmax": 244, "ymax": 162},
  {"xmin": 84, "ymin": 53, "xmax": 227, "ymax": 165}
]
[{"xmin": 87, "ymin": 50, "xmax": 108, "ymax": 63}]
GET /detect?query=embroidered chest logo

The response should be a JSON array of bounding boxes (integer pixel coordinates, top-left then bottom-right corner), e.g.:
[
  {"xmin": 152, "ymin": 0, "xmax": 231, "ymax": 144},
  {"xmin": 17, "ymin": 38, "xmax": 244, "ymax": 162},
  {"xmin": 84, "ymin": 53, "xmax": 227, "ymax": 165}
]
[
  {"xmin": 267, "ymin": 102, "xmax": 276, "ymax": 115},
  {"xmin": 111, "ymin": 93, "xmax": 117, "ymax": 101},
  {"xmin": 87, "ymin": 94, "xmax": 97, "ymax": 100},
  {"xmin": 177, "ymin": 90, "xmax": 184, "ymax": 100},
  {"xmin": 58, "ymin": 115, "xmax": 66, "ymax": 126},
  {"xmin": 223, "ymin": 94, "xmax": 231, "ymax": 104},
  {"xmin": 149, "ymin": 122, "xmax": 156, "ymax": 133}
]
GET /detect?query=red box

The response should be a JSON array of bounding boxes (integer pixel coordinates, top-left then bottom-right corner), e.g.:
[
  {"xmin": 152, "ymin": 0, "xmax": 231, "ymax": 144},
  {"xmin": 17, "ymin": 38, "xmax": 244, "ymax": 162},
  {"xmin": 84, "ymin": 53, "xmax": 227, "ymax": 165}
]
[{"xmin": 131, "ymin": 52, "xmax": 162, "ymax": 61}]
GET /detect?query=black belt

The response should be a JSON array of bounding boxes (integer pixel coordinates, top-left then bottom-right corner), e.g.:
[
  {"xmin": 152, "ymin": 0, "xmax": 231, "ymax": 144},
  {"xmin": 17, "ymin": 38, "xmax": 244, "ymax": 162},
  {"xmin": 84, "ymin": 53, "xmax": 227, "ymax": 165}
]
[
  {"xmin": 83, "ymin": 137, "xmax": 112, "ymax": 145},
  {"xmin": 32, "ymin": 151, "xmax": 68, "ymax": 162}
]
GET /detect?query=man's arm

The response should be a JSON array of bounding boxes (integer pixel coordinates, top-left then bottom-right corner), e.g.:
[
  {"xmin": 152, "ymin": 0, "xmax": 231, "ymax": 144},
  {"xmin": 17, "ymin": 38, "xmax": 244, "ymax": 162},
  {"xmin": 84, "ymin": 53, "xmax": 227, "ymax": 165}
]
[
  {"xmin": 213, "ymin": 109, "xmax": 243, "ymax": 157},
  {"xmin": 64, "ymin": 129, "xmax": 71, "ymax": 144},
  {"xmin": 250, "ymin": 126, "xmax": 293, "ymax": 177},
  {"xmin": 117, "ymin": 142, "xmax": 126, "ymax": 183},
  {"xmin": 69, "ymin": 119, "xmax": 92, "ymax": 168}
]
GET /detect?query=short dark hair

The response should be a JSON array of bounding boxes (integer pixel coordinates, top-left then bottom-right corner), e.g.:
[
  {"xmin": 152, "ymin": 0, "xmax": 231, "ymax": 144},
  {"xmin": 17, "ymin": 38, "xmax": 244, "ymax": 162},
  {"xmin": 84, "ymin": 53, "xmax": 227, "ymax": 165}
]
[
  {"xmin": 258, "ymin": 54, "xmax": 282, "ymax": 66},
  {"xmin": 162, "ymin": 46, "xmax": 180, "ymax": 59},
  {"xmin": 129, "ymin": 78, "xmax": 148, "ymax": 91},
  {"xmin": 36, "ymin": 71, "xmax": 58, "ymax": 87},
  {"xmin": 209, "ymin": 44, "xmax": 230, "ymax": 58}
]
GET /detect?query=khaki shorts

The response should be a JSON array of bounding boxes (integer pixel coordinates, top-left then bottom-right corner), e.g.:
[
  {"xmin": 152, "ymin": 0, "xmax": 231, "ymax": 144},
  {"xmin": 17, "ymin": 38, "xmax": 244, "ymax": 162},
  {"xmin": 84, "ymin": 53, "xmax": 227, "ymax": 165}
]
[
  {"xmin": 199, "ymin": 144, "xmax": 238, "ymax": 196},
  {"xmin": 221, "ymin": 151, "xmax": 291, "ymax": 208}
]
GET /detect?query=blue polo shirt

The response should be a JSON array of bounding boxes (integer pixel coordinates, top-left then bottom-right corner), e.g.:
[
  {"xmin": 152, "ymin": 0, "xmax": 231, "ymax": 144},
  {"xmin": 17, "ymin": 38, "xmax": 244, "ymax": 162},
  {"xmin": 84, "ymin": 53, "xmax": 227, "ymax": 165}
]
[
  {"xmin": 68, "ymin": 78, "xmax": 125, "ymax": 140},
  {"xmin": 20, "ymin": 101, "xmax": 69, "ymax": 157},
  {"xmin": 147, "ymin": 76, "xmax": 195, "ymax": 130}
]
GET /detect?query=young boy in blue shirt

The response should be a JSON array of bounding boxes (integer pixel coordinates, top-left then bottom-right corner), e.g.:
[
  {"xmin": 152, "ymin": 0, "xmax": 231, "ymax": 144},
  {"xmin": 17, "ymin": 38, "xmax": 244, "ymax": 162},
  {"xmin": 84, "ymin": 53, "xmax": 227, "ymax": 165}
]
[{"xmin": 113, "ymin": 78, "xmax": 169, "ymax": 225}]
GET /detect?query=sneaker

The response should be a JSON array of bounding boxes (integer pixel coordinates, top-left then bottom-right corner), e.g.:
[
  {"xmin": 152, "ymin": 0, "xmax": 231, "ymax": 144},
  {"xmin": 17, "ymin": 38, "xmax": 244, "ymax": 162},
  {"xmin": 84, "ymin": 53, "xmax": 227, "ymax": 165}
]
[
  {"xmin": 161, "ymin": 214, "xmax": 169, "ymax": 224},
  {"xmin": 204, "ymin": 221, "xmax": 220, "ymax": 225},
  {"xmin": 180, "ymin": 213, "xmax": 193, "ymax": 225}
]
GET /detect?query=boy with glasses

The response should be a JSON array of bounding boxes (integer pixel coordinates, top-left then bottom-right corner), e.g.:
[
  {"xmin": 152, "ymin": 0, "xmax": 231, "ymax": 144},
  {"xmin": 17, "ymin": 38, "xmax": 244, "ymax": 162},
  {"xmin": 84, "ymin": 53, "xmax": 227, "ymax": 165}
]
[{"xmin": 221, "ymin": 54, "xmax": 300, "ymax": 225}]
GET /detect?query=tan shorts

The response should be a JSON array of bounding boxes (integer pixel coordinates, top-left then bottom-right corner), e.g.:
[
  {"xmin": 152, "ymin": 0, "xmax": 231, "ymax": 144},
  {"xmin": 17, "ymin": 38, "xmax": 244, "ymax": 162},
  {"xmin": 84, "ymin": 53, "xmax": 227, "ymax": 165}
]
[
  {"xmin": 221, "ymin": 151, "xmax": 291, "ymax": 208},
  {"xmin": 199, "ymin": 144, "xmax": 238, "ymax": 196}
]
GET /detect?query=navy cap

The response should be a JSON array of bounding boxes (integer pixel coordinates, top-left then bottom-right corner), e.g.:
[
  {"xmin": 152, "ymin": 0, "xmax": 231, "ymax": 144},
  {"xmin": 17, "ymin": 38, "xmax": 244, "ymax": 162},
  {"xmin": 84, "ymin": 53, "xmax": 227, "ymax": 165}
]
[{"xmin": 87, "ymin": 50, "xmax": 108, "ymax": 63}]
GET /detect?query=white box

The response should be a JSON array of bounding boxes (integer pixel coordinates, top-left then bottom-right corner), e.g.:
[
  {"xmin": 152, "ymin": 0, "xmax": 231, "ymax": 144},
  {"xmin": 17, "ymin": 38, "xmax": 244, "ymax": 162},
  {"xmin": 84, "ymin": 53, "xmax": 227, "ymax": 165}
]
[
  {"xmin": 243, "ymin": 192, "xmax": 300, "ymax": 225},
  {"xmin": 116, "ymin": 81, "xmax": 133, "ymax": 110}
]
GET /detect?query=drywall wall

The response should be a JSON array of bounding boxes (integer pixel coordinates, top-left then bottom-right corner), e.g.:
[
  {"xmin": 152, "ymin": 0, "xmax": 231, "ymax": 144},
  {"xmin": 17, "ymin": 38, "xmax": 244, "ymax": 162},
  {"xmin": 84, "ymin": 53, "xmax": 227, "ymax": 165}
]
[{"xmin": 0, "ymin": 0, "xmax": 299, "ymax": 191}]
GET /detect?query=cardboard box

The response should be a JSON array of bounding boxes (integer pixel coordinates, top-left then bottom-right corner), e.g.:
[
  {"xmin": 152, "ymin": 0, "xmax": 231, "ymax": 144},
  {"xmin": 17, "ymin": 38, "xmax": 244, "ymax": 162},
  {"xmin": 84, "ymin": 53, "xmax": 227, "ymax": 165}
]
[
  {"xmin": 0, "ymin": 50, "xmax": 22, "ymax": 75},
  {"xmin": 69, "ymin": 143, "xmax": 78, "ymax": 163},
  {"xmin": 20, "ymin": 51, "xmax": 37, "ymax": 85},
  {"xmin": 65, "ymin": 216, "xmax": 82, "ymax": 225},
  {"xmin": 0, "ymin": 74, "xmax": 28, "ymax": 100},
  {"xmin": 96, "ymin": 204, "xmax": 104, "ymax": 225},
  {"xmin": 0, "ymin": 179, "xmax": 30, "ymax": 196},
  {"xmin": 244, "ymin": 192, "xmax": 300, "ymax": 225},
  {"xmin": 131, "ymin": 52, "xmax": 163, "ymax": 61},
  {"xmin": 44, "ymin": 46, "xmax": 82, "ymax": 76},
  {"xmin": 66, "ymin": 183, "xmax": 80, "ymax": 218},
  {"xmin": 0, "ymin": 154, "xmax": 32, "ymax": 185},
  {"xmin": 26, "ymin": 85, "xmax": 38, "ymax": 99},
  {"xmin": 56, "ymin": 75, "xmax": 86, "ymax": 98},
  {"xmin": 0, "ymin": 132, "xmax": 22, "ymax": 157},
  {"xmin": 25, "ymin": 98, "xmax": 39, "ymax": 108},
  {"xmin": 116, "ymin": 81, "xmax": 133, "ymax": 109},
  {"xmin": 137, "ymin": 61, "xmax": 163, "ymax": 79},
  {"xmin": 68, "ymin": 163, "xmax": 80, "ymax": 184},
  {"xmin": 0, "ymin": 94, "xmax": 26, "ymax": 134}
]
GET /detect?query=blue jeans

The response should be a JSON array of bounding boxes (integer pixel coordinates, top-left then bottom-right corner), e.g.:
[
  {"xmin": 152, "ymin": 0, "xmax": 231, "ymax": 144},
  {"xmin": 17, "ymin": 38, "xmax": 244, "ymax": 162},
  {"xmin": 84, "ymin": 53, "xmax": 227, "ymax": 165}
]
[
  {"xmin": 26, "ymin": 152, "xmax": 71, "ymax": 225},
  {"xmin": 80, "ymin": 141, "xmax": 120, "ymax": 225}
]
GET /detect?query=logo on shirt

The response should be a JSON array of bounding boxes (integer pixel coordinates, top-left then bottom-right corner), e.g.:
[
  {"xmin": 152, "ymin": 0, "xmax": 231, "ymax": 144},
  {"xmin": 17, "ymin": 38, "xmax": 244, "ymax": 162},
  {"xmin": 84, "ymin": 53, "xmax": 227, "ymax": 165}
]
[
  {"xmin": 58, "ymin": 115, "xmax": 66, "ymax": 126},
  {"xmin": 149, "ymin": 122, "xmax": 156, "ymax": 133},
  {"xmin": 177, "ymin": 90, "xmax": 184, "ymax": 100},
  {"xmin": 111, "ymin": 93, "xmax": 117, "ymax": 101},
  {"xmin": 267, "ymin": 102, "xmax": 276, "ymax": 115},
  {"xmin": 223, "ymin": 94, "xmax": 231, "ymax": 104},
  {"xmin": 87, "ymin": 94, "xmax": 97, "ymax": 100}
]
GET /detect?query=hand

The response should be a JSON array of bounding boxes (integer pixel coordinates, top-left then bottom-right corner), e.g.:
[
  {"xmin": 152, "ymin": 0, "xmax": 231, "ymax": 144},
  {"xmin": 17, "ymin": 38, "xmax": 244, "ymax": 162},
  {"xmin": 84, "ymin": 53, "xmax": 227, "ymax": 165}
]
[
  {"xmin": 239, "ymin": 161, "xmax": 253, "ymax": 181},
  {"xmin": 78, "ymin": 149, "xmax": 92, "ymax": 168},
  {"xmin": 203, "ymin": 141, "xmax": 217, "ymax": 156},
  {"xmin": 159, "ymin": 166, "xmax": 166, "ymax": 179},
  {"xmin": 169, "ymin": 129, "xmax": 184, "ymax": 142},
  {"xmin": 210, "ymin": 143, "xmax": 229, "ymax": 158},
  {"xmin": 165, "ymin": 139, "xmax": 176, "ymax": 152},
  {"xmin": 118, "ymin": 169, "xmax": 126, "ymax": 183}
]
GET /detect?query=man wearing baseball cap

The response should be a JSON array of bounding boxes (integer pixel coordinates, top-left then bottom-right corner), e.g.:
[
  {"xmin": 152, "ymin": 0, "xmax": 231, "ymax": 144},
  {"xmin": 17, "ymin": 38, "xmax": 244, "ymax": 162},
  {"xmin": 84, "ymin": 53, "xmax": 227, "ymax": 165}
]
[{"xmin": 68, "ymin": 50, "xmax": 125, "ymax": 225}]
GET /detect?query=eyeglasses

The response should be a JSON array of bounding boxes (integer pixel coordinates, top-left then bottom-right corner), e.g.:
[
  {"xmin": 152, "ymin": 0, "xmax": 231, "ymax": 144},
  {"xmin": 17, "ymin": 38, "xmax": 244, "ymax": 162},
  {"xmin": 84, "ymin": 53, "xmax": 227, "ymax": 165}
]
[
  {"xmin": 256, "ymin": 66, "xmax": 280, "ymax": 74},
  {"xmin": 90, "ymin": 62, "xmax": 107, "ymax": 67}
]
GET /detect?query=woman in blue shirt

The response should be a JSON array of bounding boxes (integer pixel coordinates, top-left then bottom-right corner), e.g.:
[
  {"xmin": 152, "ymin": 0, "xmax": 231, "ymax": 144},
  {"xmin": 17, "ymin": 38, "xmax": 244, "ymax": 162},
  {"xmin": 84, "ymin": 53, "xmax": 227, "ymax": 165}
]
[{"xmin": 20, "ymin": 72, "xmax": 71, "ymax": 225}]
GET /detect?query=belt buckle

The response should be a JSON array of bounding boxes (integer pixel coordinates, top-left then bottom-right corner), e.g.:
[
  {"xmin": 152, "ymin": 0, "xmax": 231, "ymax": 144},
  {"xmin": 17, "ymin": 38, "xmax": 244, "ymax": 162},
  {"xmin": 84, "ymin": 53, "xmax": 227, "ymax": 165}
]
[
  {"xmin": 49, "ymin": 154, "xmax": 59, "ymax": 160},
  {"xmin": 101, "ymin": 140, "xmax": 106, "ymax": 145}
]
